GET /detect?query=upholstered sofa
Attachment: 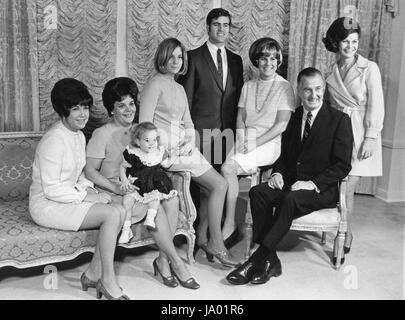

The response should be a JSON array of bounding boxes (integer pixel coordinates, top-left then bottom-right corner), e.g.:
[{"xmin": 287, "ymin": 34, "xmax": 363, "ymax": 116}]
[{"xmin": 0, "ymin": 131, "xmax": 196, "ymax": 272}]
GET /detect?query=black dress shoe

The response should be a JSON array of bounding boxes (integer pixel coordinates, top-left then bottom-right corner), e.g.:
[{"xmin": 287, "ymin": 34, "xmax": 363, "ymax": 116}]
[
  {"xmin": 224, "ymin": 228, "xmax": 239, "ymax": 249},
  {"xmin": 226, "ymin": 260, "xmax": 259, "ymax": 285},
  {"xmin": 250, "ymin": 260, "xmax": 282, "ymax": 285}
]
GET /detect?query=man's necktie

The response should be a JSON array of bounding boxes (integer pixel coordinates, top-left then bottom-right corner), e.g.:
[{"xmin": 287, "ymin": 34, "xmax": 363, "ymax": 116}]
[
  {"xmin": 302, "ymin": 111, "xmax": 312, "ymax": 143},
  {"xmin": 217, "ymin": 48, "xmax": 223, "ymax": 85}
]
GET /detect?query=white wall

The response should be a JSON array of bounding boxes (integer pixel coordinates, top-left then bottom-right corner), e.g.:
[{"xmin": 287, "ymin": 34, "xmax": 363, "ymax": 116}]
[{"xmin": 376, "ymin": 11, "xmax": 405, "ymax": 202}]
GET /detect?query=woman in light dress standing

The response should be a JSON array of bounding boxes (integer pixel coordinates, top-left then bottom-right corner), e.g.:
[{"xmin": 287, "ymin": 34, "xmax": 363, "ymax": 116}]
[{"xmin": 323, "ymin": 17, "xmax": 384, "ymax": 260}]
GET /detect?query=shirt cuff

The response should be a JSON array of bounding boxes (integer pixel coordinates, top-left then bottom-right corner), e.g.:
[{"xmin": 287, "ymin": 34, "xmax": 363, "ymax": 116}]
[
  {"xmin": 309, "ymin": 180, "xmax": 320, "ymax": 193},
  {"xmin": 365, "ymin": 128, "xmax": 380, "ymax": 139}
]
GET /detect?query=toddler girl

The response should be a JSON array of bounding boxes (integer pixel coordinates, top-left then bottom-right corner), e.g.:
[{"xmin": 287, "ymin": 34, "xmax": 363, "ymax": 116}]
[{"xmin": 118, "ymin": 122, "xmax": 177, "ymax": 244}]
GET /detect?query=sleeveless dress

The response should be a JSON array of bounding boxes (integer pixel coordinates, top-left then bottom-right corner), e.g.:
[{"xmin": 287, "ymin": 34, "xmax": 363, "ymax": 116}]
[{"xmin": 225, "ymin": 75, "xmax": 295, "ymax": 174}]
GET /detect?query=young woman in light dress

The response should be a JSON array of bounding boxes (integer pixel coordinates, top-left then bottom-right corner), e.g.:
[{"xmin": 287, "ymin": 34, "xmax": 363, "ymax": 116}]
[{"xmin": 220, "ymin": 38, "xmax": 295, "ymax": 248}]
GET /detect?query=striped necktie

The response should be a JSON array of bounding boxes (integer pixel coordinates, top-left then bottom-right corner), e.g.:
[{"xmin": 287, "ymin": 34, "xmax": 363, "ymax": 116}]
[
  {"xmin": 217, "ymin": 48, "xmax": 223, "ymax": 85},
  {"xmin": 302, "ymin": 111, "xmax": 312, "ymax": 143}
]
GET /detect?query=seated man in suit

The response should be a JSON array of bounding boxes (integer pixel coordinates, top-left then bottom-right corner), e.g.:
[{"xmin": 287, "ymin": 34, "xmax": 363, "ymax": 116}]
[{"xmin": 226, "ymin": 67, "xmax": 354, "ymax": 285}]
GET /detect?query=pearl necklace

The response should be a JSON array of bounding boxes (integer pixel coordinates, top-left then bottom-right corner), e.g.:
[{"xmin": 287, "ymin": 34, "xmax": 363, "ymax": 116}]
[{"xmin": 255, "ymin": 75, "xmax": 277, "ymax": 113}]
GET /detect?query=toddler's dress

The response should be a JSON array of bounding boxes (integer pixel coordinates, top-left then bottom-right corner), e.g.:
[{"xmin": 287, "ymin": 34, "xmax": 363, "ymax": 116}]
[{"xmin": 123, "ymin": 145, "xmax": 177, "ymax": 203}]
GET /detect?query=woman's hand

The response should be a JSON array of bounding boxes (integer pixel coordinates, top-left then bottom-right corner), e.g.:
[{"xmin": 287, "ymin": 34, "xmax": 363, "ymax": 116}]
[
  {"xmin": 359, "ymin": 137, "xmax": 376, "ymax": 160},
  {"xmin": 179, "ymin": 138, "xmax": 194, "ymax": 156},
  {"xmin": 84, "ymin": 192, "xmax": 112, "ymax": 204},
  {"xmin": 237, "ymin": 140, "xmax": 256, "ymax": 154}
]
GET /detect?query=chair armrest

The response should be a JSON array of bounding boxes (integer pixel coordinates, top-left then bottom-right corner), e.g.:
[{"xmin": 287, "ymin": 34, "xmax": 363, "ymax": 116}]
[{"xmin": 166, "ymin": 171, "xmax": 197, "ymax": 224}]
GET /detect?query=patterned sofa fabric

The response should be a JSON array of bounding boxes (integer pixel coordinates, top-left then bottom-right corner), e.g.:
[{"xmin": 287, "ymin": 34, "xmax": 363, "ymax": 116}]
[
  {"xmin": 0, "ymin": 132, "xmax": 196, "ymax": 270},
  {"xmin": 0, "ymin": 133, "xmax": 42, "ymax": 202}
]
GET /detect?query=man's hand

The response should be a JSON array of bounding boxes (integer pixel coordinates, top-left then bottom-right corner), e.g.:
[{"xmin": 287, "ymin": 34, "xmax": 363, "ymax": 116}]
[
  {"xmin": 359, "ymin": 137, "xmax": 376, "ymax": 160},
  {"xmin": 291, "ymin": 181, "xmax": 316, "ymax": 191},
  {"xmin": 268, "ymin": 174, "xmax": 284, "ymax": 190}
]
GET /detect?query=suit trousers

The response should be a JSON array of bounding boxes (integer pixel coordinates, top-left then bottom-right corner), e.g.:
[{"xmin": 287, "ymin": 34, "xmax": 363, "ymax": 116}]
[{"xmin": 249, "ymin": 182, "xmax": 338, "ymax": 252}]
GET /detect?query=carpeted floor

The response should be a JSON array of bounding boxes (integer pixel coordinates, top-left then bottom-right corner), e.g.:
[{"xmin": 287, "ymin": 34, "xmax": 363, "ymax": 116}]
[{"xmin": 0, "ymin": 194, "xmax": 403, "ymax": 300}]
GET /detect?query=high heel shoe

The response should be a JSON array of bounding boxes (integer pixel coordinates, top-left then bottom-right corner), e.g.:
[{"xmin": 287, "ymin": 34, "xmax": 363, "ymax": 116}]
[
  {"xmin": 200, "ymin": 244, "xmax": 238, "ymax": 268},
  {"xmin": 224, "ymin": 228, "xmax": 239, "ymax": 249},
  {"xmin": 193, "ymin": 242, "xmax": 214, "ymax": 262},
  {"xmin": 153, "ymin": 258, "xmax": 178, "ymax": 288},
  {"xmin": 95, "ymin": 280, "xmax": 130, "ymax": 300},
  {"xmin": 344, "ymin": 233, "xmax": 353, "ymax": 254},
  {"xmin": 80, "ymin": 272, "xmax": 97, "ymax": 291},
  {"xmin": 169, "ymin": 264, "xmax": 200, "ymax": 290}
]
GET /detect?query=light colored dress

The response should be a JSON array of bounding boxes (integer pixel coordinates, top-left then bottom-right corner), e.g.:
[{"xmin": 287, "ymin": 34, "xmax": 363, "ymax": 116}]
[
  {"xmin": 139, "ymin": 73, "xmax": 211, "ymax": 177},
  {"xmin": 29, "ymin": 121, "xmax": 95, "ymax": 231},
  {"xmin": 326, "ymin": 54, "xmax": 384, "ymax": 176},
  {"xmin": 86, "ymin": 121, "xmax": 148, "ymax": 223},
  {"xmin": 226, "ymin": 75, "xmax": 295, "ymax": 174}
]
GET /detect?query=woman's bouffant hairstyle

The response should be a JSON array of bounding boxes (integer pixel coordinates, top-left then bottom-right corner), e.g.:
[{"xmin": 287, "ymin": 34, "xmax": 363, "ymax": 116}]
[
  {"xmin": 322, "ymin": 17, "xmax": 361, "ymax": 53},
  {"xmin": 129, "ymin": 121, "xmax": 159, "ymax": 148},
  {"xmin": 154, "ymin": 37, "xmax": 188, "ymax": 76},
  {"xmin": 102, "ymin": 77, "xmax": 139, "ymax": 118},
  {"xmin": 248, "ymin": 37, "xmax": 283, "ymax": 68},
  {"xmin": 50, "ymin": 78, "xmax": 93, "ymax": 118}
]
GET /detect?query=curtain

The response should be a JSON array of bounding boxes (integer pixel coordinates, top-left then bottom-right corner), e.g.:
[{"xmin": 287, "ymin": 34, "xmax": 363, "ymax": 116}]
[
  {"xmin": 37, "ymin": 0, "xmax": 117, "ymax": 131},
  {"xmin": 0, "ymin": 0, "xmax": 39, "ymax": 132},
  {"xmin": 288, "ymin": 0, "xmax": 392, "ymax": 91},
  {"xmin": 127, "ymin": 0, "xmax": 213, "ymax": 91},
  {"xmin": 222, "ymin": 0, "xmax": 291, "ymax": 80}
]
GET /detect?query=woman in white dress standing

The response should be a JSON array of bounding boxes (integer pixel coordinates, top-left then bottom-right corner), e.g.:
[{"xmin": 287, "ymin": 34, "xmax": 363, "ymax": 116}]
[
  {"xmin": 29, "ymin": 78, "xmax": 129, "ymax": 300},
  {"xmin": 220, "ymin": 38, "xmax": 295, "ymax": 247},
  {"xmin": 323, "ymin": 17, "xmax": 384, "ymax": 260}
]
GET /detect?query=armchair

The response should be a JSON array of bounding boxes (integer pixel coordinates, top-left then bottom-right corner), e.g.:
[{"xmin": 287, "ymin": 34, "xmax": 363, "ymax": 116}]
[{"xmin": 243, "ymin": 166, "xmax": 348, "ymax": 270}]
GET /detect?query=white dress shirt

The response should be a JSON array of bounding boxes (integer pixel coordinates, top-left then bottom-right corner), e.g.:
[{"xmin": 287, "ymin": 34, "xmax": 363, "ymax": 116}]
[{"xmin": 206, "ymin": 40, "xmax": 228, "ymax": 88}]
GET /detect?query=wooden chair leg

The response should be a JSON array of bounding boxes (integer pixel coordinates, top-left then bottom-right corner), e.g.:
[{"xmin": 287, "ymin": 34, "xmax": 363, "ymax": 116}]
[
  {"xmin": 321, "ymin": 232, "xmax": 326, "ymax": 245},
  {"xmin": 333, "ymin": 230, "xmax": 345, "ymax": 270},
  {"xmin": 186, "ymin": 232, "xmax": 196, "ymax": 264},
  {"xmin": 244, "ymin": 198, "xmax": 253, "ymax": 260}
]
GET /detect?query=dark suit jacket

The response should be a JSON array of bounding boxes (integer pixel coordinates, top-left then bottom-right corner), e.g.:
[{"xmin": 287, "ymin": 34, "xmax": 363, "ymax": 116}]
[
  {"xmin": 273, "ymin": 103, "xmax": 353, "ymax": 196},
  {"xmin": 177, "ymin": 43, "xmax": 244, "ymax": 135}
]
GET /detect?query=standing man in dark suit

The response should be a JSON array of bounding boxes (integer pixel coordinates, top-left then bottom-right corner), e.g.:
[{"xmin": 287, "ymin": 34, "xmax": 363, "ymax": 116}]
[
  {"xmin": 226, "ymin": 68, "xmax": 353, "ymax": 285},
  {"xmin": 178, "ymin": 8, "xmax": 244, "ymax": 169},
  {"xmin": 178, "ymin": 8, "xmax": 244, "ymax": 248}
]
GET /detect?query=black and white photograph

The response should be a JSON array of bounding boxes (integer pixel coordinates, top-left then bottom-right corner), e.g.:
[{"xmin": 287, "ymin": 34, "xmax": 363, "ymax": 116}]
[{"xmin": 0, "ymin": 0, "xmax": 403, "ymax": 303}]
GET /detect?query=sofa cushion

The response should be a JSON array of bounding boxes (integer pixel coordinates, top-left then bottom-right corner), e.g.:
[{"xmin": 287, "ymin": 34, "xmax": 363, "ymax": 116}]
[
  {"xmin": 0, "ymin": 134, "xmax": 41, "ymax": 202},
  {"xmin": 0, "ymin": 200, "xmax": 99, "ymax": 268},
  {"xmin": 291, "ymin": 208, "xmax": 340, "ymax": 229}
]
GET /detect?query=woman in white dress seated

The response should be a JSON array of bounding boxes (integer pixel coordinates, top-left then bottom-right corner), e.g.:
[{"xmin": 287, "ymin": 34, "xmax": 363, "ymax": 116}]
[
  {"xmin": 29, "ymin": 78, "xmax": 129, "ymax": 300},
  {"xmin": 220, "ymin": 38, "xmax": 295, "ymax": 247}
]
